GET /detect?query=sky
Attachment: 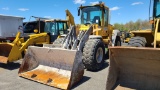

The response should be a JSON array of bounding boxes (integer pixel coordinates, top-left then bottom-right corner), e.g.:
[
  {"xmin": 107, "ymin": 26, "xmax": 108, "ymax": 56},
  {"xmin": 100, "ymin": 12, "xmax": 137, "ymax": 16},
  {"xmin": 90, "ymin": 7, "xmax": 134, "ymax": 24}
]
[{"xmin": 0, "ymin": 0, "xmax": 153, "ymax": 24}]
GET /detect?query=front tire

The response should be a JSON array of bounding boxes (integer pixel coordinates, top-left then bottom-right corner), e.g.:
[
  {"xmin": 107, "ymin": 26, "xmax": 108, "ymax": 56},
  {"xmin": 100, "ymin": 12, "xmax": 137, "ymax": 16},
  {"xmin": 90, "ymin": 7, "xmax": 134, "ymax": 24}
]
[{"xmin": 82, "ymin": 39, "xmax": 105, "ymax": 71}]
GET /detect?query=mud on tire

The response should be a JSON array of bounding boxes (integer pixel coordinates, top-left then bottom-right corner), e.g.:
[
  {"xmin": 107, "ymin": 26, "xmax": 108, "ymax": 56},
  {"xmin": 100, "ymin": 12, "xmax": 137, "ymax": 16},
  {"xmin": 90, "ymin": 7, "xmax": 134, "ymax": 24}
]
[{"xmin": 82, "ymin": 39, "xmax": 105, "ymax": 71}]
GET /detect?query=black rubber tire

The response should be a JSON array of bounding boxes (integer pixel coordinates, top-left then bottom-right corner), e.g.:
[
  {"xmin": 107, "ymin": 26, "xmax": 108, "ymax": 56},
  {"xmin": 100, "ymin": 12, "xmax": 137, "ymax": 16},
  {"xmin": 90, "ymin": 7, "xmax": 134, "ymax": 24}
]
[
  {"xmin": 115, "ymin": 36, "xmax": 121, "ymax": 46},
  {"xmin": 129, "ymin": 36, "xmax": 146, "ymax": 42},
  {"xmin": 82, "ymin": 39, "xmax": 105, "ymax": 71},
  {"xmin": 52, "ymin": 38, "xmax": 64, "ymax": 48},
  {"xmin": 128, "ymin": 36, "xmax": 146, "ymax": 47}
]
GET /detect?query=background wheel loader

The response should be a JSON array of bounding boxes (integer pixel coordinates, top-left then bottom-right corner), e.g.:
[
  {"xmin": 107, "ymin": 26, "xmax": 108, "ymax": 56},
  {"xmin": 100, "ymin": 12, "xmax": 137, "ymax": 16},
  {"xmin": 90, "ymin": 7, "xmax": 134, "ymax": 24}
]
[
  {"xmin": 106, "ymin": 0, "xmax": 160, "ymax": 89},
  {"xmin": 120, "ymin": 31, "xmax": 131, "ymax": 43},
  {"xmin": 0, "ymin": 10, "xmax": 75, "ymax": 64}
]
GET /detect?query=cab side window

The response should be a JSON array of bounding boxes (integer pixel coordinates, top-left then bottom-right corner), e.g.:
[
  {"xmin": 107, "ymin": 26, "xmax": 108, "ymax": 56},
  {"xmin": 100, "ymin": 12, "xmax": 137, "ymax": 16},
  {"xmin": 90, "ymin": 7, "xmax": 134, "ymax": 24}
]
[{"xmin": 104, "ymin": 9, "xmax": 109, "ymax": 26}]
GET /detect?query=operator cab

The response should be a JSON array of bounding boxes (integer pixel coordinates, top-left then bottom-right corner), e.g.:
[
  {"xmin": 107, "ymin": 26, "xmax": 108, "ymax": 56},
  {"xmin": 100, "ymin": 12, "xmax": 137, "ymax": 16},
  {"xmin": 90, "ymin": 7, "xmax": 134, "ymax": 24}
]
[
  {"xmin": 150, "ymin": 0, "xmax": 160, "ymax": 32},
  {"xmin": 153, "ymin": 0, "xmax": 160, "ymax": 18},
  {"xmin": 78, "ymin": 2, "xmax": 109, "ymax": 27},
  {"xmin": 23, "ymin": 19, "xmax": 68, "ymax": 42},
  {"xmin": 44, "ymin": 20, "xmax": 68, "ymax": 42},
  {"xmin": 80, "ymin": 6, "xmax": 102, "ymax": 25}
]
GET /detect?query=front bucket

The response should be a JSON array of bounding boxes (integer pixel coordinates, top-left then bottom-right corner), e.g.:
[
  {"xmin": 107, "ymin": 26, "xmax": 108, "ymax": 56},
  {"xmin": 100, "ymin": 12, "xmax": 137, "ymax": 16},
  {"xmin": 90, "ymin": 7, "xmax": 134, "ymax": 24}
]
[
  {"xmin": 106, "ymin": 47, "xmax": 160, "ymax": 90},
  {"xmin": 18, "ymin": 46, "xmax": 84, "ymax": 90},
  {"xmin": 0, "ymin": 44, "xmax": 12, "ymax": 63},
  {"xmin": 0, "ymin": 43, "xmax": 21, "ymax": 63}
]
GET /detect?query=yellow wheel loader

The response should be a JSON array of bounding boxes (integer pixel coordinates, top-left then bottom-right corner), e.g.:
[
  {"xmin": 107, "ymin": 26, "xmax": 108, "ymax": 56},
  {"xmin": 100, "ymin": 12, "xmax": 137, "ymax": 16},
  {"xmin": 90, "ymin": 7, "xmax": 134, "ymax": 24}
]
[
  {"xmin": 0, "ymin": 10, "xmax": 74, "ymax": 64},
  {"xmin": 106, "ymin": 0, "xmax": 160, "ymax": 89},
  {"xmin": 18, "ymin": 2, "xmax": 120, "ymax": 89},
  {"xmin": 18, "ymin": 26, "xmax": 93, "ymax": 90},
  {"xmin": 53, "ymin": 2, "xmax": 121, "ymax": 71}
]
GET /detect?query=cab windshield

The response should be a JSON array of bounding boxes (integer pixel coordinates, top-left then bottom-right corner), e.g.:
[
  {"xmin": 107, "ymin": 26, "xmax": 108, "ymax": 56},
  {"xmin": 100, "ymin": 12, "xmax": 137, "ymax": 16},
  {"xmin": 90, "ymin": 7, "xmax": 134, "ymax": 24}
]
[
  {"xmin": 154, "ymin": 0, "xmax": 160, "ymax": 18},
  {"xmin": 44, "ymin": 21, "xmax": 68, "ymax": 35},
  {"xmin": 44, "ymin": 22, "xmax": 56, "ymax": 34},
  {"xmin": 81, "ymin": 6, "xmax": 102, "ymax": 25}
]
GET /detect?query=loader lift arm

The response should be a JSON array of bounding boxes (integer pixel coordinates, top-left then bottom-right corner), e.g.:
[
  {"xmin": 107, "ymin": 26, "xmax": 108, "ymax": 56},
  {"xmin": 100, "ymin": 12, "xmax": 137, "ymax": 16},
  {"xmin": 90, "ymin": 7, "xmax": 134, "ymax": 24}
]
[{"xmin": 65, "ymin": 9, "xmax": 75, "ymax": 26}]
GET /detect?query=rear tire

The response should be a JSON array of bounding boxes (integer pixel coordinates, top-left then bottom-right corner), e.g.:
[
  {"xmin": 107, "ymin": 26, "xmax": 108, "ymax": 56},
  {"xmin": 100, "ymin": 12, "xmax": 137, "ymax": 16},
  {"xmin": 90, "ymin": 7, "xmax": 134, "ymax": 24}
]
[
  {"xmin": 82, "ymin": 39, "xmax": 105, "ymax": 71},
  {"xmin": 128, "ymin": 36, "xmax": 146, "ymax": 47}
]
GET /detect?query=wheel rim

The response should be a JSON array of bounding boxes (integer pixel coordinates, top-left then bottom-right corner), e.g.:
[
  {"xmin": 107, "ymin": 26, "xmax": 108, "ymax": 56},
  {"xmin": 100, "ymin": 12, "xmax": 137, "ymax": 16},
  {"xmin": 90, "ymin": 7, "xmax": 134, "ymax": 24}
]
[{"xmin": 96, "ymin": 47, "xmax": 103, "ymax": 63}]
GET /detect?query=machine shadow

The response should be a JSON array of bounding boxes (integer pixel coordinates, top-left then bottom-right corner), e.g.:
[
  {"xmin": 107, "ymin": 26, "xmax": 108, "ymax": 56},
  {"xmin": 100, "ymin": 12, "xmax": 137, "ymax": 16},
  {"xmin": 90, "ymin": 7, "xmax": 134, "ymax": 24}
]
[
  {"xmin": 86, "ymin": 61, "xmax": 109, "ymax": 72},
  {"xmin": 0, "ymin": 62, "xmax": 21, "ymax": 70},
  {"xmin": 71, "ymin": 76, "xmax": 91, "ymax": 89}
]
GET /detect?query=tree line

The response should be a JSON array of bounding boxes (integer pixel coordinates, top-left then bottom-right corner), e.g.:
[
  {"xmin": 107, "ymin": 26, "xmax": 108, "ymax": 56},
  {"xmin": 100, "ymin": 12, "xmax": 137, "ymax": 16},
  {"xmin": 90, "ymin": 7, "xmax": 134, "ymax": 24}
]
[{"xmin": 113, "ymin": 19, "xmax": 152, "ymax": 31}]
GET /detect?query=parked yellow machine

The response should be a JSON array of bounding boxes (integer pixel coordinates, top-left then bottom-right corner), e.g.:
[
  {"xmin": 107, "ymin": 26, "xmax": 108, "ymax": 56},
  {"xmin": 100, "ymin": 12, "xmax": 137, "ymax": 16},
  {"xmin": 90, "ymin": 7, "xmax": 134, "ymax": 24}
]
[
  {"xmin": 0, "ymin": 32, "xmax": 49, "ymax": 63},
  {"xmin": 0, "ymin": 10, "xmax": 74, "ymax": 64},
  {"xmin": 120, "ymin": 31, "xmax": 131, "ymax": 43},
  {"xmin": 106, "ymin": 0, "xmax": 160, "ymax": 89},
  {"xmin": 18, "ymin": 2, "xmax": 121, "ymax": 90},
  {"xmin": 52, "ymin": 2, "xmax": 121, "ymax": 71}
]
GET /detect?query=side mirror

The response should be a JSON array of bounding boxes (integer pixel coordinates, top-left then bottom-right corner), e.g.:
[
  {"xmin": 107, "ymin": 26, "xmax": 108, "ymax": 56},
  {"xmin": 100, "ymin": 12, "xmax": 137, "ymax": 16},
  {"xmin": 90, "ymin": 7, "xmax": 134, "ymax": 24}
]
[
  {"xmin": 78, "ymin": 8, "xmax": 80, "ymax": 16},
  {"xmin": 34, "ymin": 29, "xmax": 39, "ymax": 33}
]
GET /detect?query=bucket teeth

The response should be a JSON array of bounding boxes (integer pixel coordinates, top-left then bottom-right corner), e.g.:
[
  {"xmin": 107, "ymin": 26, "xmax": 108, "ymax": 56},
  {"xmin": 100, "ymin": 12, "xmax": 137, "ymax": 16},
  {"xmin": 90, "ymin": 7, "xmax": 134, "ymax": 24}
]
[
  {"xmin": 31, "ymin": 74, "xmax": 37, "ymax": 78},
  {"xmin": 47, "ymin": 78, "xmax": 52, "ymax": 83}
]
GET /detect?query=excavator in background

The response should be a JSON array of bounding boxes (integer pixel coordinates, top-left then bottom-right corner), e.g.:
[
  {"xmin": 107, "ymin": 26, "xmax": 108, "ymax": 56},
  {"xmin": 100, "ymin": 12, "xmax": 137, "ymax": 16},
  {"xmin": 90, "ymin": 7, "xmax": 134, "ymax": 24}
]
[
  {"xmin": 18, "ymin": 2, "xmax": 121, "ymax": 90},
  {"xmin": 0, "ymin": 10, "xmax": 74, "ymax": 64},
  {"xmin": 106, "ymin": 0, "xmax": 160, "ymax": 89}
]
